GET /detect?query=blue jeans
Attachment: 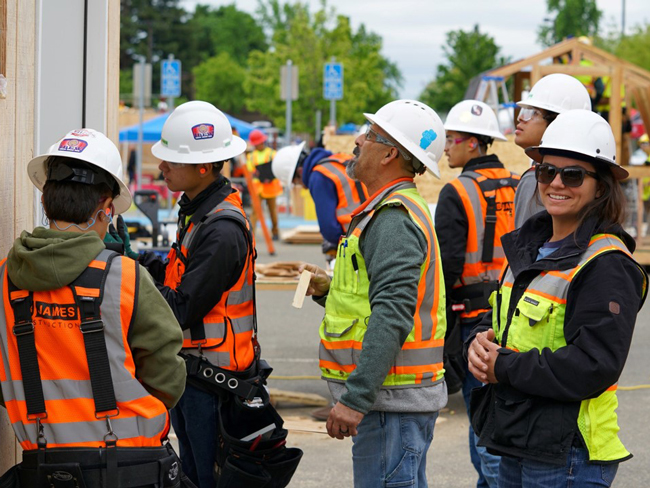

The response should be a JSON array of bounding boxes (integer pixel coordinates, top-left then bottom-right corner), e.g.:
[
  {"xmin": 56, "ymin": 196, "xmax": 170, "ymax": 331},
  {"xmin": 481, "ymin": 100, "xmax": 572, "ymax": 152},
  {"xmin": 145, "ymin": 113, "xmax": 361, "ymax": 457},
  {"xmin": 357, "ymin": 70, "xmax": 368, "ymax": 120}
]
[
  {"xmin": 499, "ymin": 447, "xmax": 619, "ymax": 488},
  {"xmin": 461, "ymin": 323, "xmax": 500, "ymax": 488},
  {"xmin": 351, "ymin": 410, "xmax": 438, "ymax": 488},
  {"xmin": 171, "ymin": 384, "xmax": 219, "ymax": 488}
]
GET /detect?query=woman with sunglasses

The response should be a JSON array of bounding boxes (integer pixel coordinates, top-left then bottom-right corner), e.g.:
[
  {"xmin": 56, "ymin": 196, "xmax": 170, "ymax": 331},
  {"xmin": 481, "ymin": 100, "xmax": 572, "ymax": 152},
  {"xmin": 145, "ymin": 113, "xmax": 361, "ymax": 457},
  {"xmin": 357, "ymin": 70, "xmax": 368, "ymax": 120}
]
[{"xmin": 465, "ymin": 109, "xmax": 648, "ymax": 487}]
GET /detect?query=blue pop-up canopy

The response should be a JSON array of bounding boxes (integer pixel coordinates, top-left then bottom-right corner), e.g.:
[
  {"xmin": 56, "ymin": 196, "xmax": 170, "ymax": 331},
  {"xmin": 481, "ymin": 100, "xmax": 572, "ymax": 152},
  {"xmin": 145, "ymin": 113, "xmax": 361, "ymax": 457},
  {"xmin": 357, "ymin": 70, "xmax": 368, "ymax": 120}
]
[{"xmin": 119, "ymin": 112, "xmax": 258, "ymax": 143}]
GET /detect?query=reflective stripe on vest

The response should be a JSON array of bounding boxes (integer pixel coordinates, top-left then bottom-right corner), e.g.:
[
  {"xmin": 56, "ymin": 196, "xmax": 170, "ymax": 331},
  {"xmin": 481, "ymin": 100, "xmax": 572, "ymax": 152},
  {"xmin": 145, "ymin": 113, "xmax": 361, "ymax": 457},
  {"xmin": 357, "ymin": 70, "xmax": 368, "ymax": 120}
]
[
  {"xmin": 247, "ymin": 147, "xmax": 282, "ymax": 198},
  {"xmin": 164, "ymin": 192, "xmax": 256, "ymax": 371},
  {"xmin": 449, "ymin": 168, "xmax": 518, "ymax": 318},
  {"xmin": 319, "ymin": 181, "xmax": 447, "ymax": 387},
  {"xmin": 311, "ymin": 155, "xmax": 369, "ymax": 230},
  {"xmin": 0, "ymin": 252, "xmax": 169, "ymax": 450},
  {"xmin": 493, "ymin": 234, "xmax": 648, "ymax": 462}
]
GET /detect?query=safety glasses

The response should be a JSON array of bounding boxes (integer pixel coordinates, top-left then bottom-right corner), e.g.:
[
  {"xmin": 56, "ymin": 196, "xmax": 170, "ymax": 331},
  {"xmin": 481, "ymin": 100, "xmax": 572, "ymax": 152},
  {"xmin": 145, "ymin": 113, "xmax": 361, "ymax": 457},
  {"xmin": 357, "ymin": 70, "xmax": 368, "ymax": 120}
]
[
  {"xmin": 365, "ymin": 127, "xmax": 412, "ymax": 161},
  {"xmin": 535, "ymin": 162, "xmax": 599, "ymax": 187},
  {"xmin": 445, "ymin": 136, "xmax": 469, "ymax": 147},
  {"xmin": 518, "ymin": 107, "xmax": 544, "ymax": 122}
]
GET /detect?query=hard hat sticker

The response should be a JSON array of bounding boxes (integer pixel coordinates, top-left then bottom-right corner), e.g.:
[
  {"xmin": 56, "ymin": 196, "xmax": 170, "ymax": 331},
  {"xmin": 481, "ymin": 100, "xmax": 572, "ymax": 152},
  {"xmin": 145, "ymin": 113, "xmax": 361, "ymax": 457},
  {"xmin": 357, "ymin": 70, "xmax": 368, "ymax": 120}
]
[
  {"xmin": 70, "ymin": 129, "xmax": 94, "ymax": 138},
  {"xmin": 192, "ymin": 124, "xmax": 215, "ymax": 140},
  {"xmin": 471, "ymin": 104, "xmax": 483, "ymax": 116},
  {"xmin": 420, "ymin": 129, "xmax": 437, "ymax": 150},
  {"xmin": 58, "ymin": 139, "xmax": 88, "ymax": 153}
]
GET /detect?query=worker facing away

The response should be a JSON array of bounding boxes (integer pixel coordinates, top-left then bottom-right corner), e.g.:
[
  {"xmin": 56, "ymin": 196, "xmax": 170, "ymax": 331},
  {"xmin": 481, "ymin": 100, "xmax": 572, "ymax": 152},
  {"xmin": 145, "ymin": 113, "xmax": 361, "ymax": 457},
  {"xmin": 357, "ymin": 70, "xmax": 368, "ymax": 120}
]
[
  {"xmin": 436, "ymin": 99, "xmax": 519, "ymax": 488},
  {"xmin": 466, "ymin": 109, "xmax": 647, "ymax": 487},
  {"xmin": 513, "ymin": 73, "xmax": 592, "ymax": 228},
  {"xmin": 271, "ymin": 141, "xmax": 369, "ymax": 264},
  {"xmin": 0, "ymin": 129, "xmax": 189, "ymax": 487},
  {"xmin": 247, "ymin": 128, "xmax": 282, "ymax": 240},
  {"xmin": 300, "ymin": 99, "xmax": 448, "ymax": 488}
]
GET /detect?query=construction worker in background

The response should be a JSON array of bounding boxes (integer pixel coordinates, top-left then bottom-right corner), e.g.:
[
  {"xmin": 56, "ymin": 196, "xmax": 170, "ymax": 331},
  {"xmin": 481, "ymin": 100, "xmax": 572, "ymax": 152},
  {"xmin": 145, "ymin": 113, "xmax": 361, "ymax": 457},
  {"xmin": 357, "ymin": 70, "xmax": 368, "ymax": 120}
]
[
  {"xmin": 0, "ymin": 129, "xmax": 188, "ymax": 487},
  {"xmin": 513, "ymin": 73, "xmax": 592, "ymax": 227},
  {"xmin": 467, "ymin": 109, "xmax": 647, "ymax": 487},
  {"xmin": 271, "ymin": 142, "xmax": 369, "ymax": 265},
  {"xmin": 300, "ymin": 100, "xmax": 448, "ymax": 488},
  {"xmin": 639, "ymin": 134, "xmax": 650, "ymax": 234},
  {"xmin": 247, "ymin": 129, "xmax": 282, "ymax": 240},
  {"xmin": 435, "ymin": 99, "xmax": 519, "ymax": 488},
  {"xmin": 140, "ymin": 101, "xmax": 256, "ymax": 488}
]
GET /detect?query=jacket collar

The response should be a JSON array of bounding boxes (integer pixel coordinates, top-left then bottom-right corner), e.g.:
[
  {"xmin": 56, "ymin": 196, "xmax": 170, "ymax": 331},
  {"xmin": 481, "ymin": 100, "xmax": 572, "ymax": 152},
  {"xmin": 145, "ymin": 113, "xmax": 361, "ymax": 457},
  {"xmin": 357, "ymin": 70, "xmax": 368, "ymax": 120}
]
[
  {"xmin": 502, "ymin": 212, "xmax": 635, "ymax": 278},
  {"xmin": 462, "ymin": 154, "xmax": 503, "ymax": 172}
]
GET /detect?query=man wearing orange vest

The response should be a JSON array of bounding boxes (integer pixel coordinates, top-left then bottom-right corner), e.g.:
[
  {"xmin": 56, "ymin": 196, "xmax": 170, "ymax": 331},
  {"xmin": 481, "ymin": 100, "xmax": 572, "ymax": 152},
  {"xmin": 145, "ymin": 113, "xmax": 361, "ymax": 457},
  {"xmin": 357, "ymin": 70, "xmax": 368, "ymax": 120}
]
[
  {"xmin": 0, "ymin": 129, "xmax": 187, "ymax": 487},
  {"xmin": 247, "ymin": 129, "xmax": 282, "ymax": 239},
  {"xmin": 300, "ymin": 100, "xmax": 448, "ymax": 487},
  {"xmin": 271, "ymin": 142, "xmax": 369, "ymax": 262},
  {"xmin": 436, "ymin": 100, "xmax": 519, "ymax": 488},
  {"xmin": 142, "ymin": 101, "xmax": 257, "ymax": 488}
]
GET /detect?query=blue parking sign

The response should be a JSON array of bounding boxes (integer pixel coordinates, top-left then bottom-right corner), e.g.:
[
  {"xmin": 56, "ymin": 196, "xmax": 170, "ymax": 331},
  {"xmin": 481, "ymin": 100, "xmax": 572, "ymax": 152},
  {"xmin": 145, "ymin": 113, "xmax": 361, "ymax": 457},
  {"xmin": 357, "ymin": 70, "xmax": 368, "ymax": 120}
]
[
  {"xmin": 161, "ymin": 59, "xmax": 181, "ymax": 97},
  {"xmin": 324, "ymin": 63, "xmax": 343, "ymax": 100}
]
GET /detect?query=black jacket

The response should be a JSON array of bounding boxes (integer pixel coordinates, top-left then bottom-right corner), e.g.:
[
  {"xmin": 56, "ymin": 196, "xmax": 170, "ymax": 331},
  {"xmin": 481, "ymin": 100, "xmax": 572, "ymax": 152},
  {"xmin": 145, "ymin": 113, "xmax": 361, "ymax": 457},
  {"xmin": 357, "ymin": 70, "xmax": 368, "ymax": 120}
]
[
  {"xmin": 465, "ymin": 212, "xmax": 647, "ymax": 464},
  {"xmin": 141, "ymin": 176, "xmax": 250, "ymax": 332}
]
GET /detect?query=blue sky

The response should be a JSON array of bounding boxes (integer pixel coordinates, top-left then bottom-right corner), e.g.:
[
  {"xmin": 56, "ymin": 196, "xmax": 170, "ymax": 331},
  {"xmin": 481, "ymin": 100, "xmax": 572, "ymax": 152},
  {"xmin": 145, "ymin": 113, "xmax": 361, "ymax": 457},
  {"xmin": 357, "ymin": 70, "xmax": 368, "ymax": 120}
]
[{"xmin": 179, "ymin": 0, "xmax": 648, "ymax": 100}]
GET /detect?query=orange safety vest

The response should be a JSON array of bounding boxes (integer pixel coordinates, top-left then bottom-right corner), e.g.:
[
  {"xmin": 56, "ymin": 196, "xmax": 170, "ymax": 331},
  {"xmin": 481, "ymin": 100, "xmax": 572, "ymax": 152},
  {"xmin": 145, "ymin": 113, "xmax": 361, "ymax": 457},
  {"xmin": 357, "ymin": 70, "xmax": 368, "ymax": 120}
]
[
  {"xmin": 247, "ymin": 147, "xmax": 283, "ymax": 199},
  {"xmin": 0, "ymin": 250, "xmax": 169, "ymax": 450},
  {"xmin": 164, "ymin": 191, "xmax": 256, "ymax": 371},
  {"xmin": 311, "ymin": 153, "xmax": 369, "ymax": 232},
  {"xmin": 449, "ymin": 167, "xmax": 519, "ymax": 320}
]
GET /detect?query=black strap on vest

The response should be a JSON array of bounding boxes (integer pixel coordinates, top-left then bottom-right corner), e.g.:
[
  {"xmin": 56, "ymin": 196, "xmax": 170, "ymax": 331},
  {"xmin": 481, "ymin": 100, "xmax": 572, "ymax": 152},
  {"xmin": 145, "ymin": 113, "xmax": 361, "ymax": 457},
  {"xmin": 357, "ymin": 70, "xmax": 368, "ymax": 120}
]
[{"xmin": 460, "ymin": 172, "xmax": 519, "ymax": 263}]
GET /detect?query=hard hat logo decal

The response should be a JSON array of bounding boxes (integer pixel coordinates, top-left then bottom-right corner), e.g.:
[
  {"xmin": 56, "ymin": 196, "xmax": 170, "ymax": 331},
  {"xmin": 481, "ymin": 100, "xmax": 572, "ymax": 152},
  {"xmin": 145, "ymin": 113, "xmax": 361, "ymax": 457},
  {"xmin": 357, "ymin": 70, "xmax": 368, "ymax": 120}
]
[
  {"xmin": 471, "ymin": 104, "xmax": 483, "ymax": 116},
  {"xmin": 58, "ymin": 139, "xmax": 88, "ymax": 153},
  {"xmin": 70, "ymin": 129, "xmax": 94, "ymax": 138},
  {"xmin": 420, "ymin": 129, "xmax": 437, "ymax": 150},
  {"xmin": 192, "ymin": 123, "xmax": 215, "ymax": 140}
]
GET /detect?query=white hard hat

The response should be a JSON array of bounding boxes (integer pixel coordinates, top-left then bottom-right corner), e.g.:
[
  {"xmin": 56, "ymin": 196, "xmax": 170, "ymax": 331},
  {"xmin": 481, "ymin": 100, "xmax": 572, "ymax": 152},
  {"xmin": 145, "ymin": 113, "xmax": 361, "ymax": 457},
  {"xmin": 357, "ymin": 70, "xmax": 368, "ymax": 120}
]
[
  {"xmin": 151, "ymin": 100, "xmax": 247, "ymax": 164},
  {"xmin": 517, "ymin": 73, "xmax": 591, "ymax": 113},
  {"xmin": 526, "ymin": 109, "xmax": 627, "ymax": 180},
  {"xmin": 364, "ymin": 99, "xmax": 446, "ymax": 178},
  {"xmin": 444, "ymin": 100, "xmax": 507, "ymax": 141},
  {"xmin": 271, "ymin": 141, "xmax": 307, "ymax": 188},
  {"xmin": 27, "ymin": 129, "xmax": 132, "ymax": 214}
]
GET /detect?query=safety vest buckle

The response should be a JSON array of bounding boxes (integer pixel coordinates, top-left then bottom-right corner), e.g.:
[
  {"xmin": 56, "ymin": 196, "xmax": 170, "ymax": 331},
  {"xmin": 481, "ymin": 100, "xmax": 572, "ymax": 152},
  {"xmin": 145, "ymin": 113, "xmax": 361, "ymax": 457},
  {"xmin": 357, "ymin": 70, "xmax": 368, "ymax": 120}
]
[
  {"xmin": 13, "ymin": 322, "xmax": 35, "ymax": 336},
  {"xmin": 80, "ymin": 320, "xmax": 104, "ymax": 334}
]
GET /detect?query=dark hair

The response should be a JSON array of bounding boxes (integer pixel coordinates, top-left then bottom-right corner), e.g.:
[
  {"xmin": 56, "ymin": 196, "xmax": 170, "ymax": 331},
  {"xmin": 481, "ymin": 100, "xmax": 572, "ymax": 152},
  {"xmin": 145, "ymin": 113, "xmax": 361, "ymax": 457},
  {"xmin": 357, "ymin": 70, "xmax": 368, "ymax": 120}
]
[
  {"xmin": 541, "ymin": 109, "xmax": 558, "ymax": 126},
  {"xmin": 575, "ymin": 160, "xmax": 626, "ymax": 228},
  {"xmin": 211, "ymin": 161, "xmax": 225, "ymax": 175},
  {"xmin": 42, "ymin": 157, "xmax": 114, "ymax": 224}
]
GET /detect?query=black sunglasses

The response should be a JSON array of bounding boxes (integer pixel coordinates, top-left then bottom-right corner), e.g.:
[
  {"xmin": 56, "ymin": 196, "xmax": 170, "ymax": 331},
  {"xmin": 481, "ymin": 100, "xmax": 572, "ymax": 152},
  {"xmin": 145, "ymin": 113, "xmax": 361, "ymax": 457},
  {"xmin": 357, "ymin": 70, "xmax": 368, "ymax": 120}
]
[{"xmin": 535, "ymin": 162, "xmax": 599, "ymax": 188}]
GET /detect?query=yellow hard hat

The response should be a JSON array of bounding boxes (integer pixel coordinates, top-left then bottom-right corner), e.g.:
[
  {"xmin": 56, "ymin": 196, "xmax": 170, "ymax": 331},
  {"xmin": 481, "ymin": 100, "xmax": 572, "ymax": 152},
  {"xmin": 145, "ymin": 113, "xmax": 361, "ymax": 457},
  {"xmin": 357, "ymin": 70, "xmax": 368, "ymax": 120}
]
[{"xmin": 640, "ymin": 134, "xmax": 650, "ymax": 144}]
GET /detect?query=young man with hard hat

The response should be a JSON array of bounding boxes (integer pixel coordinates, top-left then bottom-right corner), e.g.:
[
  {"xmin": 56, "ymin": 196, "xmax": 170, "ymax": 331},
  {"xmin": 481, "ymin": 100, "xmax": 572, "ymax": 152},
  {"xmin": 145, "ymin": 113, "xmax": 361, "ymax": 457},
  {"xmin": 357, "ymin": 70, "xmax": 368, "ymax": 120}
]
[
  {"xmin": 247, "ymin": 129, "xmax": 282, "ymax": 239},
  {"xmin": 272, "ymin": 142, "xmax": 369, "ymax": 265},
  {"xmin": 0, "ymin": 129, "xmax": 187, "ymax": 487},
  {"xmin": 513, "ymin": 73, "xmax": 591, "ymax": 227},
  {"xmin": 143, "ymin": 101, "xmax": 256, "ymax": 488},
  {"xmin": 435, "ymin": 99, "xmax": 519, "ymax": 488},
  {"xmin": 300, "ymin": 100, "xmax": 448, "ymax": 487}
]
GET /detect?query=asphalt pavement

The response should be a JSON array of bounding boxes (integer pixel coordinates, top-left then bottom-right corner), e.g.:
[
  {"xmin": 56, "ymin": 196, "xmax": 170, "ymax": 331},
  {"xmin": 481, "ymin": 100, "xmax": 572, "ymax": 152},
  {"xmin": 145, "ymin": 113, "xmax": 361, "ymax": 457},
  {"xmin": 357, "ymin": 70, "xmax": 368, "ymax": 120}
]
[{"xmin": 252, "ymin": 231, "xmax": 650, "ymax": 487}]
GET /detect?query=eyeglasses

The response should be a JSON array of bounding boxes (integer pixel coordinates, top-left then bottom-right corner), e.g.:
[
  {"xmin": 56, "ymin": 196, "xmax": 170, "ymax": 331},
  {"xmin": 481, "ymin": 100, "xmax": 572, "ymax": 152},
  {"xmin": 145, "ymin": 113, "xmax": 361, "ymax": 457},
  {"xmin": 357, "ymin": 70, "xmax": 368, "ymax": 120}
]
[
  {"xmin": 535, "ymin": 162, "xmax": 599, "ymax": 187},
  {"xmin": 518, "ymin": 107, "xmax": 544, "ymax": 122},
  {"xmin": 365, "ymin": 127, "xmax": 412, "ymax": 161},
  {"xmin": 445, "ymin": 136, "xmax": 469, "ymax": 147}
]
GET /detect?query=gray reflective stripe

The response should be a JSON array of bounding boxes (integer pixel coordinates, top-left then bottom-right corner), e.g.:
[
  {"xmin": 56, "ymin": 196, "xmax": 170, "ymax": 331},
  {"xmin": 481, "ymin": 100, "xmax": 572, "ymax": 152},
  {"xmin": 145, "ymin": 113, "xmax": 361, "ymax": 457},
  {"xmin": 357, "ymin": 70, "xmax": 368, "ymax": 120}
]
[
  {"xmin": 183, "ymin": 350, "xmax": 231, "ymax": 368},
  {"xmin": 182, "ymin": 315, "xmax": 253, "ymax": 342},
  {"xmin": 228, "ymin": 283, "xmax": 253, "ymax": 305},
  {"xmin": 2, "ymin": 378, "xmax": 151, "ymax": 404},
  {"xmin": 320, "ymin": 343, "xmax": 444, "ymax": 368},
  {"xmin": 13, "ymin": 410, "xmax": 168, "ymax": 446},
  {"xmin": 388, "ymin": 194, "xmax": 437, "ymax": 341},
  {"xmin": 0, "ymin": 262, "xmax": 13, "ymax": 386},
  {"xmin": 181, "ymin": 201, "xmax": 247, "ymax": 251},
  {"xmin": 350, "ymin": 181, "xmax": 416, "ymax": 235},
  {"xmin": 318, "ymin": 162, "xmax": 358, "ymax": 216}
]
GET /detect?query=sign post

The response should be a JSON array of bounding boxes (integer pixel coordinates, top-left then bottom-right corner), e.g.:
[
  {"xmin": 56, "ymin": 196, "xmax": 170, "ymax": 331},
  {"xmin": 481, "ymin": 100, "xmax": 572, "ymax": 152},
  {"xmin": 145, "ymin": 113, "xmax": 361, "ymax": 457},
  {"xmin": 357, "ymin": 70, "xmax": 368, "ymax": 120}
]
[
  {"xmin": 324, "ymin": 57, "xmax": 343, "ymax": 127},
  {"xmin": 161, "ymin": 56, "xmax": 181, "ymax": 112}
]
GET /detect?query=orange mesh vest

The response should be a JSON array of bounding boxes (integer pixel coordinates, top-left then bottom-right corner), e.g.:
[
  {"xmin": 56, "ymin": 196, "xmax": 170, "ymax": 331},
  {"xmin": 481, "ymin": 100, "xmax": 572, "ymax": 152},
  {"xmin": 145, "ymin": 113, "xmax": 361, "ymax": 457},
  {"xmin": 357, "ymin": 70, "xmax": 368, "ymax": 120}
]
[
  {"xmin": 311, "ymin": 154, "xmax": 369, "ymax": 232},
  {"xmin": 247, "ymin": 147, "xmax": 282, "ymax": 198},
  {"xmin": 449, "ymin": 167, "xmax": 520, "ymax": 320},
  {"xmin": 0, "ymin": 250, "xmax": 169, "ymax": 450},
  {"xmin": 164, "ymin": 191, "xmax": 256, "ymax": 371}
]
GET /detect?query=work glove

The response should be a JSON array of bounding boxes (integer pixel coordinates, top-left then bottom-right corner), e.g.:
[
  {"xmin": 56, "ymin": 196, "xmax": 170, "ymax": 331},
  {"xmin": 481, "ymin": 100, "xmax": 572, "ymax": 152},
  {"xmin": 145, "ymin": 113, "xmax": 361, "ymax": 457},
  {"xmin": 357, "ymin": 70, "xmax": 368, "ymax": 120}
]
[{"xmin": 105, "ymin": 215, "xmax": 140, "ymax": 260}]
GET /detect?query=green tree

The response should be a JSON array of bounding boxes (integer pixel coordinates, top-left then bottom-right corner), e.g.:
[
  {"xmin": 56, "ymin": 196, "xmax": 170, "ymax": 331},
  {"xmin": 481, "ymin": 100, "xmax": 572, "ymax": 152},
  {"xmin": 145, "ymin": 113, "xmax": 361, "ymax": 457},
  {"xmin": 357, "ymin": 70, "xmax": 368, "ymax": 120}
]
[
  {"xmin": 597, "ymin": 22, "xmax": 650, "ymax": 73},
  {"xmin": 419, "ymin": 25, "xmax": 505, "ymax": 113},
  {"xmin": 193, "ymin": 52, "xmax": 247, "ymax": 113},
  {"xmin": 538, "ymin": 0, "xmax": 602, "ymax": 47},
  {"xmin": 245, "ymin": 0, "xmax": 401, "ymax": 135}
]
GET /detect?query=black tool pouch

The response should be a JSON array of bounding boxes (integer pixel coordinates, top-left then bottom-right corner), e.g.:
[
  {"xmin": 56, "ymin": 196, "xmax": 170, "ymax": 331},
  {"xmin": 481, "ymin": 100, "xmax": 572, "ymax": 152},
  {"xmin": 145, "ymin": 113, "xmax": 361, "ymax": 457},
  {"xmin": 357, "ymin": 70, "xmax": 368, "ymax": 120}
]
[
  {"xmin": 215, "ymin": 390, "xmax": 303, "ymax": 488},
  {"xmin": 0, "ymin": 466, "xmax": 20, "ymax": 488}
]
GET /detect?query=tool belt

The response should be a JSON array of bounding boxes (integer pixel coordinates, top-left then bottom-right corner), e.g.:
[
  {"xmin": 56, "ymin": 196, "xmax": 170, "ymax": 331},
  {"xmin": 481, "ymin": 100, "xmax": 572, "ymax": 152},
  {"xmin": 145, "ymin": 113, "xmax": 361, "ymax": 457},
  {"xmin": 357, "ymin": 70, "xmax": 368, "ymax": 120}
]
[
  {"xmin": 215, "ymin": 388, "xmax": 303, "ymax": 488},
  {"xmin": 0, "ymin": 443, "xmax": 196, "ymax": 488},
  {"xmin": 450, "ymin": 281, "xmax": 499, "ymax": 314}
]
